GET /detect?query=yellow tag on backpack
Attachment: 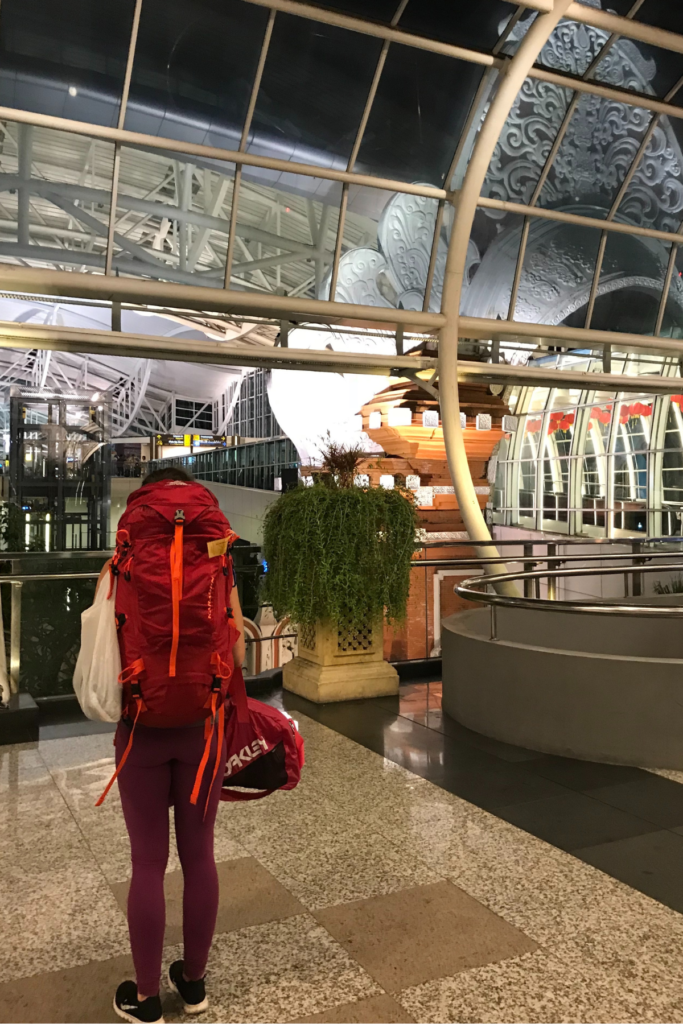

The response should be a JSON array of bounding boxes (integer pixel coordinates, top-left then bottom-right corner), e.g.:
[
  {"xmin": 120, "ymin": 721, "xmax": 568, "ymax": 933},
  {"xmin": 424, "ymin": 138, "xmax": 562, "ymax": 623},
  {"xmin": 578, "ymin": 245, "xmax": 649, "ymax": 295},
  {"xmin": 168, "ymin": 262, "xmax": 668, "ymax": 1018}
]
[{"xmin": 207, "ymin": 537, "xmax": 229, "ymax": 558}]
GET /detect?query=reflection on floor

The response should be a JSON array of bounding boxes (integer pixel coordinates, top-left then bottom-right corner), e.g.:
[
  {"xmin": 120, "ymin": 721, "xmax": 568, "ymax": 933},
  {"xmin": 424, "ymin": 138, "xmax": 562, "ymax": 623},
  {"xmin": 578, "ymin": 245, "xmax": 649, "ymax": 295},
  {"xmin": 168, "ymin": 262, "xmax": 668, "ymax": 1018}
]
[
  {"xmin": 282, "ymin": 681, "xmax": 683, "ymax": 917},
  {"xmin": 4, "ymin": 685, "xmax": 683, "ymax": 1022}
]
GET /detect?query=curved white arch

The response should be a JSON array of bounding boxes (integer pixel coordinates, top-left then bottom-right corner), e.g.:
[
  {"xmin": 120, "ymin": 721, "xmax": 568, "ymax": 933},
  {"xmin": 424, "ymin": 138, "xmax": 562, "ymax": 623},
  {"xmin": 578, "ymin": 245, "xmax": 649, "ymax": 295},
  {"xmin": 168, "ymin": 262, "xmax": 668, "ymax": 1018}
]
[{"xmin": 438, "ymin": 0, "xmax": 573, "ymax": 590}]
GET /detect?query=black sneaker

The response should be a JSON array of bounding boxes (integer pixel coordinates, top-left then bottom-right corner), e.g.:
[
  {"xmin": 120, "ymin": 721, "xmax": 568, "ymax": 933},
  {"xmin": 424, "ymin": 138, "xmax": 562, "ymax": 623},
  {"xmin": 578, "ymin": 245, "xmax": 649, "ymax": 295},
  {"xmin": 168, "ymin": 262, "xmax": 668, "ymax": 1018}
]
[
  {"xmin": 168, "ymin": 960, "xmax": 209, "ymax": 1014},
  {"xmin": 114, "ymin": 981, "xmax": 164, "ymax": 1024}
]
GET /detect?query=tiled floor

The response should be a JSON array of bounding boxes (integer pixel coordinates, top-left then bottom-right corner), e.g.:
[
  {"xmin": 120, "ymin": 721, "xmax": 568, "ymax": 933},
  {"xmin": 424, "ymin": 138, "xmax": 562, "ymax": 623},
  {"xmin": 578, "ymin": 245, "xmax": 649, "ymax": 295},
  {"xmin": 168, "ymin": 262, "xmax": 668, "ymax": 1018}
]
[
  {"xmin": 4, "ymin": 686, "xmax": 683, "ymax": 1022},
  {"xmin": 282, "ymin": 681, "xmax": 683, "ymax": 916}
]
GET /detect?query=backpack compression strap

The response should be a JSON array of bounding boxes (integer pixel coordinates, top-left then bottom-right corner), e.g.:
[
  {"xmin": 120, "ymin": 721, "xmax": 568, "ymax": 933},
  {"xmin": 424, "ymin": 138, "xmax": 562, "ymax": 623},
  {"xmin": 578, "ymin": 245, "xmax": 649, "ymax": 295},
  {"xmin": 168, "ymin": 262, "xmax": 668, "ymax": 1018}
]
[
  {"xmin": 190, "ymin": 656, "xmax": 247, "ymax": 818},
  {"xmin": 190, "ymin": 676, "xmax": 224, "ymax": 818},
  {"xmin": 95, "ymin": 659, "xmax": 146, "ymax": 806},
  {"xmin": 169, "ymin": 509, "xmax": 185, "ymax": 677}
]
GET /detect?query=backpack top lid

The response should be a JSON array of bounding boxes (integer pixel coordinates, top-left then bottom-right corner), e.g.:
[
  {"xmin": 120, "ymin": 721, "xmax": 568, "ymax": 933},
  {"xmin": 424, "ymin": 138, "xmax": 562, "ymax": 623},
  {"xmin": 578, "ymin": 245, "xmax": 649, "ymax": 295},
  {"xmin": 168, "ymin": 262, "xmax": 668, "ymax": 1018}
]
[{"xmin": 125, "ymin": 478, "xmax": 220, "ymax": 512}]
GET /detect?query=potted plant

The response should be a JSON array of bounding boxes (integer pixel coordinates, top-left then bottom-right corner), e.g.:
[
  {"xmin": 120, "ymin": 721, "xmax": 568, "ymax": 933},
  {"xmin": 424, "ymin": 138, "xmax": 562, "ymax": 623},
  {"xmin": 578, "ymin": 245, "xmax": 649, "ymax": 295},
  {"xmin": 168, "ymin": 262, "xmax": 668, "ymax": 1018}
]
[{"xmin": 261, "ymin": 441, "xmax": 418, "ymax": 702}]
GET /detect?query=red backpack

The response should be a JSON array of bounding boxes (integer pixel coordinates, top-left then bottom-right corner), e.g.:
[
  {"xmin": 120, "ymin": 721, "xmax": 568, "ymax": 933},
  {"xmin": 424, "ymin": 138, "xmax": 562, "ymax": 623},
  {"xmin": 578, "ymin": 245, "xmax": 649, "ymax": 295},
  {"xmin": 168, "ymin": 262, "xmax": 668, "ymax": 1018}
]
[
  {"xmin": 97, "ymin": 479, "xmax": 240, "ymax": 812},
  {"xmin": 220, "ymin": 666, "xmax": 305, "ymax": 802}
]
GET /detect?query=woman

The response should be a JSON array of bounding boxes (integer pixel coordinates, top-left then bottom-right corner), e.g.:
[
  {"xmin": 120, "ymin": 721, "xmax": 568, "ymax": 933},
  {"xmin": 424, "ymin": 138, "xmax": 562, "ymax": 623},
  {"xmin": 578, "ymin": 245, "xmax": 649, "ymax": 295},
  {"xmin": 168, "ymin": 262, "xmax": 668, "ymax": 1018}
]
[{"xmin": 103, "ymin": 467, "xmax": 245, "ymax": 1024}]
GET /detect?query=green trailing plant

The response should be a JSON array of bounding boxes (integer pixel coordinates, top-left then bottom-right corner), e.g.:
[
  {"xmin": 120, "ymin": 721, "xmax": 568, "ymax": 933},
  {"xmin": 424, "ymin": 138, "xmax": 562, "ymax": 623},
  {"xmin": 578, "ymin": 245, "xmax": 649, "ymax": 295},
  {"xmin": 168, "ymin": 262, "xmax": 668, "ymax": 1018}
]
[
  {"xmin": 262, "ymin": 479, "xmax": 419, "ymax": 629},
  {"xmin": 318, "ymin": 436, "xmax": 366, "ymax": 488},
  {"xmin": 0, "ymin": 502, "xmax": 24, "ymax": 551},
  {"xmin": 653, "ymin": 576, "xmax": 683, "ymax": 595},
  {"xmin": 0, "ymin": 502, "xmax": 43, "ymax": 551}
]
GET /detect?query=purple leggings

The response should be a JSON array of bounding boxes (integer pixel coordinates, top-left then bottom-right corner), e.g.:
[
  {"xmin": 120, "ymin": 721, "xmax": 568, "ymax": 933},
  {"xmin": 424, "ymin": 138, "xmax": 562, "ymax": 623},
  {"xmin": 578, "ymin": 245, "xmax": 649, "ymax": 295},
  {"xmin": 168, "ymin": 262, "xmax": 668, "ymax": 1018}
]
[{"xmin": 115, "ymin": 720, "xmax": 227, "ymax": 996}]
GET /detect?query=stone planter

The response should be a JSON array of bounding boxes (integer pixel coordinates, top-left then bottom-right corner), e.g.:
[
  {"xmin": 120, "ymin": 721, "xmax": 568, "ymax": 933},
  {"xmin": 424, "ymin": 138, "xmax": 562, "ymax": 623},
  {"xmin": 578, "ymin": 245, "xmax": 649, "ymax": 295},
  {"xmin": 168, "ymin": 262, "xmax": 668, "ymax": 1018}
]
[{"xmin": 283, "ymin": 616, "xmax": 398, "ymax": 703}]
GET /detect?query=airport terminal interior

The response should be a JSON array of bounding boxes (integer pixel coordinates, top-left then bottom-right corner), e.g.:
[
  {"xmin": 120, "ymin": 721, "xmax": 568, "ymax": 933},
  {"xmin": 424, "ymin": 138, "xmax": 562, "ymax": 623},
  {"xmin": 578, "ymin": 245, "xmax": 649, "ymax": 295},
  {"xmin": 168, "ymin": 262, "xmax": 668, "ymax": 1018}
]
[{"xmin": 7, "ymin": 0, "xmax": 683, "ymax": 1021}]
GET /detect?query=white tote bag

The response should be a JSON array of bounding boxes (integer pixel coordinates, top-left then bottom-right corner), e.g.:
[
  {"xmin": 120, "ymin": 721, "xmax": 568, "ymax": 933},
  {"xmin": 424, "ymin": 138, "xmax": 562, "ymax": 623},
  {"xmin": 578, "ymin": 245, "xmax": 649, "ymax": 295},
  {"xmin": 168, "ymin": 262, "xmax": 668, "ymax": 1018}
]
[{"xmin": 73, "ymin": 578, "xmax": 122, "ymax": 723}]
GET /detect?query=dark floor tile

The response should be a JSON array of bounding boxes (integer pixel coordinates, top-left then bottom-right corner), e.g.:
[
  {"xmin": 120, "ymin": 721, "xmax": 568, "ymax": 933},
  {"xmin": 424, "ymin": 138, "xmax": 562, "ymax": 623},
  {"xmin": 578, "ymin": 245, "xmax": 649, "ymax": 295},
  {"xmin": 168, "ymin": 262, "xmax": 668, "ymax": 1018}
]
[
  {"xmin": 575, "ymin": 829, "xmax": 683, "ymax": 913},
  {"xmin": 369, "ymin": 694, "xmax": 401, "ymax": 713},
  {"xmin": 497, "ymin": 791, "xmax": 660, "ymax": 852},
  {"xmin": 523, "ymin": 754, "xmax": 647, "ymax": 792},
  {"xmin": 295, "ymin": 993, "xmax": 416, "ymax": 1023},
  {"xmin": 589, "ymin": 774, "xmax": 683, "ymax": 829},
  {"xmin": 0, "ymin": 953, "xmax": 133, "ymax": 1023},
  {"xmin": 39, "ymin": 719, "xmax": 116, "ymax": 740},
  {"xmin": 431, "ymin": 761, "xmax": 571, "ymax": 812},
  {"xmin": 435, "ymin": 715, "xmax": 541, "ymax": 762}
]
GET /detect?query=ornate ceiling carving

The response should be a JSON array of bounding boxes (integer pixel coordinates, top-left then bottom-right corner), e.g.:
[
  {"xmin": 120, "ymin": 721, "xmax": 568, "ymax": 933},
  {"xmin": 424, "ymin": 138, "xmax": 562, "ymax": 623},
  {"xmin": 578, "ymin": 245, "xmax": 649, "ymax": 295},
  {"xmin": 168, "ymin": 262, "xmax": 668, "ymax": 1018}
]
[{"xmin": 321, "ymin": 1, "xmax": 683, "ymax": 330}]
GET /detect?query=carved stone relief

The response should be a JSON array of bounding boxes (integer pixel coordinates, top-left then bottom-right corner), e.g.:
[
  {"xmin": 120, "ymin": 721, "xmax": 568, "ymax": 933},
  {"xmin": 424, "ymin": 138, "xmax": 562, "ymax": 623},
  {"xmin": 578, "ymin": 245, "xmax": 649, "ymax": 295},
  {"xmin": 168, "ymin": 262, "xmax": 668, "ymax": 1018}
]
[{"xmin": 321, "ymin": 0, "xmax": 683, "ymax": 330}]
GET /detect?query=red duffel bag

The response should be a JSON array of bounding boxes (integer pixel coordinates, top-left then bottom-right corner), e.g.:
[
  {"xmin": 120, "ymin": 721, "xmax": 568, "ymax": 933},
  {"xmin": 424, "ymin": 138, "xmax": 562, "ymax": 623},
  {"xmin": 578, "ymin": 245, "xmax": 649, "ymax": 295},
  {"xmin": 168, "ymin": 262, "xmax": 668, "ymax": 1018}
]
[{"xmin": 221, "ymin": 666, "xmax": 305, "ymax": 802}]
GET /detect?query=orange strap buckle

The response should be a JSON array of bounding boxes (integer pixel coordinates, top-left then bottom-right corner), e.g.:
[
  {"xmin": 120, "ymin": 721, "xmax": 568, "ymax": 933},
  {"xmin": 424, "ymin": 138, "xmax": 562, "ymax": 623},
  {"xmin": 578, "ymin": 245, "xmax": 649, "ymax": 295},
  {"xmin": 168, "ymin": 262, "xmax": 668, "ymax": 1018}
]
[{"xmin": 169, "ymin": 510, "xmax": 185, "ymax": 676}]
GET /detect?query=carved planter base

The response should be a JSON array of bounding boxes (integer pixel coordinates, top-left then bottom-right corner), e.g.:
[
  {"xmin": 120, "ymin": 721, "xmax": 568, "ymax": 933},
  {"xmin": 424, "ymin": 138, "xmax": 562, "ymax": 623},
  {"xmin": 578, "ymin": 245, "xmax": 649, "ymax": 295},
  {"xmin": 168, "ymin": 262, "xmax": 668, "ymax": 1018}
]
[{"xmin": 283, "ymin": 617, "xmax": 399, "ymax": 703}]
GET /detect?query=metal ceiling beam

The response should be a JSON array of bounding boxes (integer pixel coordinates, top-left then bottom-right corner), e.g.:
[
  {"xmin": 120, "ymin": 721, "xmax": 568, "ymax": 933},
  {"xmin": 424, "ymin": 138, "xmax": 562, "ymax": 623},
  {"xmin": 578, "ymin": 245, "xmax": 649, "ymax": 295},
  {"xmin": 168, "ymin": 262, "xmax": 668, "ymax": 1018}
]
[
  {"xmin": 513, "ymin": 1, "xmax": 683, "ymax": 57},
  {"xmin": 0, "ymin": 177, "xmax": 321, "ymax": 256},
  {"xmin": 239, "ymin": 0, "xmax": 500, "ymax": 66},
  {"xmin": 458, "ymin": 360, "xmax": 683, "ymax": 395},
  {"xmin": 477, "ymin": 195, "xmax": 683, "ymax": 246},
  {"xmin": 0, "ymin": 265, "xmax": 444, "ymax": 330},
  {"xmin": 566, "ymin": 3, "xmax": 683, "ymax": 57},
  {"xmin": 529, "ymin": 67, "xmax": 683, "ymax": 121},
  {"xmin": 224, "ymin": 8, "xmax": 277, "ymax": 288},
  {"xmin": 0, "ymin": 107, "xmax": 447, "ymax": 201},
  {"xmin": 0, "ymin": 318, "xmax": 675, "ymax": 395},
  {"xmin": 458, "ymin": 315, "xmax": 683, "ymax": 356},
  {"xmin": 439, "ymin": 0, "xmax": 572, "ymax": 592},
  {"xmin": 0, "ymin": 320, "xmax": 438, "ymax": 376},
  {"xmin": 238, "ymin": 0, "xmax": 683, "ymax": 101}
]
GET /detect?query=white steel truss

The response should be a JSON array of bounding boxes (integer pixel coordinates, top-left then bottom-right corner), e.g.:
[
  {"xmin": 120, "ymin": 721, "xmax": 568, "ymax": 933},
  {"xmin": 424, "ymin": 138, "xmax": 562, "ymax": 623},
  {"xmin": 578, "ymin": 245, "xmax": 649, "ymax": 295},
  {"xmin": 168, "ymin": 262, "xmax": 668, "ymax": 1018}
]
[{"xmin": 0, "ymin": 0, "xmax": 681, "ymax": 580}]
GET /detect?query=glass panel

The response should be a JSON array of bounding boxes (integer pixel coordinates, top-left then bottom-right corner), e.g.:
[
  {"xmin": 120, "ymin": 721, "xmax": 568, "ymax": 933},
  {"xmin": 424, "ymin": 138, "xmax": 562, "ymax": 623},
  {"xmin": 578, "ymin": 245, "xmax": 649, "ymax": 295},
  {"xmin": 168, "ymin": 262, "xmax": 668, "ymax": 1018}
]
[
  {"xmin": 150, "ymin": 437, "xmax": 299, "ymax": 491},
  {"xmin": 536, "ymin": 12, "xmax": 682, "ymax": 100},
  {"xmin": 493, "ymin": 433, "xmax": 510, "ymax": 512},
  {"xmin": 542, "ymin": 458, "xmax": 569, "ymax": 522},
  {"xmin": 306, "ymin": 0, "xmax": 398, "ymax": 20},
  {"xmin": 663, "ymin": 395, "xmax": 683, "ymax": 503},
  {"xmin": 113, "ymin": 147, "xmax": 235, "ymax": 286},
  {"xmin": 536, "ymin": 17, "xmax": 611, "ymax": 77},
  {"xmin": 232, "ymin": 171, "xmax": 341, "ymax": 300},
  {"xmin": 0, "ymin": 0, "xmax": 135, "ymax": 127},
  {"xmin": 334, "ymin": 185, "xmax": 441, "ymax": 310},
  {"xmin": 582, "ymin": 401, "xmax": 612, "ymax": 530},
  {"xmin": 542, "ymin": 387, "xmax": 578, "ymax": 524},
  {"xmin": 399, "ymin": 0, "xmax": 515, "ymax": 52},
  {"xmin": 247, "ymin": 16, "xmax": 382, "ymax": 168},
  {"xmin": 591, "ymin": 236, "xmax": 675, "ymax": 335},
  {"xmin": 483, "ymin": 79, "xmax": 573, "ymax": 208},
  {"xmin": 635, "ymin": 4, "xmax": 683, "ymax": 33},
  {"xmin": 512, "ymin": 221, "xmax": 602, "ymax": 326},
  {"xmin": 659, "ymin": 245, "xmax": 683, "ymax": 337},
  {"xmin": 538, "ymin": 96, "xmax": 653, "ymax": 216},
  {"xmin": 21, "ymin": 573, "xmax": 97, "ymax": 697},
  {"xmin": 596, "ymin": 40, "xmax": 683, "ymax": 102},
  {"xmin": 357, "ymin": 45, "xmax": 485, "ymax": 184},
  {"xmin": 613, "ymin": 398, "xmax": 651, "ymax": 532},
  {"xmin": 618, "ymin": 123, "xmax": 683, "ymax": 234},
  {"xmin": 126, "ymin": 0, "xmax": 268, "ymax": 147},
  {"xmin": 461, "ymin": 212, "xmax": 524, "ymax": 321},
  {"xmin": 525, "ymin": 387, "xmax": 550, "ymax": 414},
  {"xmin": 518, "ymin": 410, "xmax": 543, "ymax": 520},
  {"xmin": 0, "ymin": 122, "xmax": 114, "ymax": 272}
]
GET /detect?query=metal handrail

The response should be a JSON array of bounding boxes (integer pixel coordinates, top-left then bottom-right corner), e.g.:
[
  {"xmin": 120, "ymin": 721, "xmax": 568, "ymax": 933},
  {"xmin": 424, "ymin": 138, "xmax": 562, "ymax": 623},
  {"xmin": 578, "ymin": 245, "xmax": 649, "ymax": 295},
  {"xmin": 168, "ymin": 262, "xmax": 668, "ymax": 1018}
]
[
  {"xmin": 0, "ymin": 570, "xmax": 295, "ymax": 697},
  {"xmin": 455, "ymin": 560, "xmax": 683, "ymax": 642},
  {"xmin": 415, "ymin": 552, "xmax": 683, "ymax": 568},
  {"xmin": 420, "ymin": 537, "xmax": 683, "ymax": 547}
]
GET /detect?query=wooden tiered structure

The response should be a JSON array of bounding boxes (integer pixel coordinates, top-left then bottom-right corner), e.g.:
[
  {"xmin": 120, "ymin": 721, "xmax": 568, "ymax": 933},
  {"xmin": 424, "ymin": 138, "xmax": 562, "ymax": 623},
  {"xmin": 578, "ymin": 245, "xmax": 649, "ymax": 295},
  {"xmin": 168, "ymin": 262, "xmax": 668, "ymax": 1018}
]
[{"xmin": 356, "ymin": 376, "xmax": 509, "ymax": 661}]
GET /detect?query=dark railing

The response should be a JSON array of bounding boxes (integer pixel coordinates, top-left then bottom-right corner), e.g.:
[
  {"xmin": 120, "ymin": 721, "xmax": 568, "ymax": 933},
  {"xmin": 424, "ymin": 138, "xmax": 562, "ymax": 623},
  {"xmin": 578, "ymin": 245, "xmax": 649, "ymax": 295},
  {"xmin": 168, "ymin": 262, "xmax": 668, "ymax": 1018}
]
[
  {"xmin": 148, "ymin": 436, "xmax": 299, "ymax": 491},
  {"xmin": 3, "ymin": 536, "xmax": 683, "ymax": 698}
]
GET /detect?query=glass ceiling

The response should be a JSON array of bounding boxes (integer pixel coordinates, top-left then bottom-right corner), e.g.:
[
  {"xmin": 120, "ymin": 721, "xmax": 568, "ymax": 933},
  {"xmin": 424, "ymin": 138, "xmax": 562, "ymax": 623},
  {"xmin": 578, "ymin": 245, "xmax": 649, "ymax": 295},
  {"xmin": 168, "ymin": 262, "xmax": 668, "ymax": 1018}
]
[{"xmin": 0, "ymin": 0, "xmax": 681, "ymax": 341}]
